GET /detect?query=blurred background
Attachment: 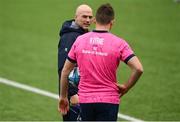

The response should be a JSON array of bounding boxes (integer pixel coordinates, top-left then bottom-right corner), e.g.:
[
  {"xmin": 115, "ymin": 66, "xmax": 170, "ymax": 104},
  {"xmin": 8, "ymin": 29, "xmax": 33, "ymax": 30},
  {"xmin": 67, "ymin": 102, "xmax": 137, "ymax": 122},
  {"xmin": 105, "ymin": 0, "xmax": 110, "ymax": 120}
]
[{"xmin": 0, "ymin": 0, "xmax": 180, "ymax": 121}]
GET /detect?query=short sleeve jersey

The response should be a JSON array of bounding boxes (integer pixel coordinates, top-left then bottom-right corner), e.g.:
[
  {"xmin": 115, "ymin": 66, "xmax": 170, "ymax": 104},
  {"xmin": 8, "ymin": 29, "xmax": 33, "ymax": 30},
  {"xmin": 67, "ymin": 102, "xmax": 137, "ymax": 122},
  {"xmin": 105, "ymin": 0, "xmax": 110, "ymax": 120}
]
[{"xmin": 68, "ymin": 30, "xmax": 135, "ymax": 104}]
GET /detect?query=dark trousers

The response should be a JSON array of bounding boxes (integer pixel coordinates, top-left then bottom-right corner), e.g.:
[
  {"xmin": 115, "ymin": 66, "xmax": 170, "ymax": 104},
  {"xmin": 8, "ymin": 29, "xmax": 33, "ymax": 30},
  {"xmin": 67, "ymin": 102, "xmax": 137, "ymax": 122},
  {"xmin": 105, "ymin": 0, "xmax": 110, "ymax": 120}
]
[
  {"xmin": 62, "ymin": 104, "xmax": 81, "ymax": 121},
  {"xmin": 80, "ymin": 103, "xmax": 119, "ymax": 121}
]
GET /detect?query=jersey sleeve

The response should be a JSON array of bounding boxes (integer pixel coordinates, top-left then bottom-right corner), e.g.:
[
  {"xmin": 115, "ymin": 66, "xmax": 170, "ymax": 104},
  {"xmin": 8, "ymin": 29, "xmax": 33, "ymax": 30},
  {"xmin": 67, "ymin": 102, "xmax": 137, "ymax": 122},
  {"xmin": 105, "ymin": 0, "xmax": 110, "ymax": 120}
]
[{"xmin": 120, "ymin": 41, "xmax": 135, "ymax": 64}]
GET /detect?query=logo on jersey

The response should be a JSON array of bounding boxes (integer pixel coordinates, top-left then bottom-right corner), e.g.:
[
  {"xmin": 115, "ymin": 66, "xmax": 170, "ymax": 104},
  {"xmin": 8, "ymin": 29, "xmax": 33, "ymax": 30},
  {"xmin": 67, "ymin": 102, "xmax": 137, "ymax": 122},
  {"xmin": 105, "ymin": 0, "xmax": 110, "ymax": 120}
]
[{"xmin": 90, "ymin": 37, "xmax": 104, "ymax": 45}]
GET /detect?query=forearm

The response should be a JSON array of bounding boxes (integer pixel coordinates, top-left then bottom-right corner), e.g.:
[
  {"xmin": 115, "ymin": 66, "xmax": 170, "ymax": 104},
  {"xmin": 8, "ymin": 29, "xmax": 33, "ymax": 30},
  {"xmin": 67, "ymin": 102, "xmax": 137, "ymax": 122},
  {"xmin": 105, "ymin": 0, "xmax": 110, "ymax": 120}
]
[
  {"xmin": 125, "ymin": 68, "xmax": 143, "ymax": 91},
  {"xmin": 60, "ymin": 70, "xmax": 69, "ymax": 98},
  {"xmin": 60, "ymin": 59, "xmax": 76, "ymax": 98},
  {"xmin": 124, "ymin": 56, "xmax": 143, "ymax": 91}
]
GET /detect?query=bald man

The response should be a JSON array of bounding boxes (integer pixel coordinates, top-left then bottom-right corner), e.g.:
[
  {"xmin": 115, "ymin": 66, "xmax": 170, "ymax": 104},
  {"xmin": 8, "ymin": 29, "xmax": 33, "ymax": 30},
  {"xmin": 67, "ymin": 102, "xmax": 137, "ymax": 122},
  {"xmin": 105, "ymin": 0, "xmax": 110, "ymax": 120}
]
[{"xmin": 57, "ymin": 4, "xmax": 93, "ymax": 121}]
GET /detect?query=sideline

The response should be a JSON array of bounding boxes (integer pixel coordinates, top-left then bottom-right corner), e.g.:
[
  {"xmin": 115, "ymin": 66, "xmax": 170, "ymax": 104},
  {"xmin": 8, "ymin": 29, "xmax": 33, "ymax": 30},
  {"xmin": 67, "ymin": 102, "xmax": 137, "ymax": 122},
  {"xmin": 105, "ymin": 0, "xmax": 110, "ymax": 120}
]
[{"xmin": 0, "ymin": 77, "xmax": 144, "ymax": 122}]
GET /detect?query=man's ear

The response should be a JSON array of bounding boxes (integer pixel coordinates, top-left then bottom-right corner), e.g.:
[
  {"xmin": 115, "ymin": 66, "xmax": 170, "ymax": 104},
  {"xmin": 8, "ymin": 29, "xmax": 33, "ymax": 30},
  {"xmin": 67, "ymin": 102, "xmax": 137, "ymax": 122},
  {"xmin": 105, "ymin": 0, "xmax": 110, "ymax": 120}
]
[
  {"xmin": 74, "ymin": 15, "xmax": 79, "ymax": 24},
  {"xmin": 74, "ymin": 15, "xmax": 77, "ymax": 20},
  {"xmin": 109, "ymin": 19, "xmax": 115, "ymax": 30},
  {"xmin": 92, "ymin": 17, "xmax": 96, "ymax": 24},
  {"xmin": 111, "ymin": 19, "xmax": 115, "ymax": 25}
]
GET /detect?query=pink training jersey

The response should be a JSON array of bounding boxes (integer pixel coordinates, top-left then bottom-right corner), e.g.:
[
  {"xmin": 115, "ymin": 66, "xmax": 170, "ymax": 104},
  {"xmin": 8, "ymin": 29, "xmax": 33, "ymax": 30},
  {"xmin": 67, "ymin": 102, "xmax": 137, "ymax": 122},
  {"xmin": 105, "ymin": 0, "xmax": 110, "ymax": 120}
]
[{"xmin": 68, "ymin": 30, "xmax": 134, "ymax": 104}]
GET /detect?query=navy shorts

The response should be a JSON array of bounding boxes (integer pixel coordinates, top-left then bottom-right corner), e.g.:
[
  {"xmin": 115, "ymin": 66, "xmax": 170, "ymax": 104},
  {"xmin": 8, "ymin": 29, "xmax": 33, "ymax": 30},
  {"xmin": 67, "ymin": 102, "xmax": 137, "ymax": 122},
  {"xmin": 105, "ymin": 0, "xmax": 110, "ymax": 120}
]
[{"xmin": 80, "ymin": 103, "xmax": 119, "ymax": 121}]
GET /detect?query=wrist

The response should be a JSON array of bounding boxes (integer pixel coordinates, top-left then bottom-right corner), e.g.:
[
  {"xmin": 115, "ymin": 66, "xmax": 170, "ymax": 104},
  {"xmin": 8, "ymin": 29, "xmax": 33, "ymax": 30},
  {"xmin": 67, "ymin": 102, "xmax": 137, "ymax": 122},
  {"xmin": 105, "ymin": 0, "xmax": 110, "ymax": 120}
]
[{"xmin": 124, "ymin": 83, "xmax": 130, "ymax": 92}]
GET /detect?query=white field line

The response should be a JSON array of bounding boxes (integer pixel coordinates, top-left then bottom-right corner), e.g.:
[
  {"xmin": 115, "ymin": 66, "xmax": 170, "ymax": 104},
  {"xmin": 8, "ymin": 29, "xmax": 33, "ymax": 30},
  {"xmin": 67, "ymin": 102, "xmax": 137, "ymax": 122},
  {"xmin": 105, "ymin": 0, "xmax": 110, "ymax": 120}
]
[{"xmin": 0, "ymin": 77, "xmax": 144, "ymax": 122}]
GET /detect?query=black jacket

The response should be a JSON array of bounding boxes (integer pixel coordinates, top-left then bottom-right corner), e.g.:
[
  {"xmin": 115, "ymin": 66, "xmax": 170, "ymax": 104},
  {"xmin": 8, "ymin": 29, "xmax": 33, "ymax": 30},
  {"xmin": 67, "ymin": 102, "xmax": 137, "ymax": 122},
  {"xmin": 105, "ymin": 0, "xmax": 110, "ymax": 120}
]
[{"xmin": 58, "ymin": 19, "xmax": 87, "ymax": 96}]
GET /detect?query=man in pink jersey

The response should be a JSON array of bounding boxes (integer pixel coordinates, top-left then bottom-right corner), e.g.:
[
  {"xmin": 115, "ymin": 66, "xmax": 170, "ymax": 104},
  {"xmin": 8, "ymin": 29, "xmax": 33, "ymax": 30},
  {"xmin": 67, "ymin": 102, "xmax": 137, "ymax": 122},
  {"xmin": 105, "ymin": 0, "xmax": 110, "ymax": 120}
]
[{"xmin": 58, "ymin": 3, "xmax": 143, "ymax": 121}]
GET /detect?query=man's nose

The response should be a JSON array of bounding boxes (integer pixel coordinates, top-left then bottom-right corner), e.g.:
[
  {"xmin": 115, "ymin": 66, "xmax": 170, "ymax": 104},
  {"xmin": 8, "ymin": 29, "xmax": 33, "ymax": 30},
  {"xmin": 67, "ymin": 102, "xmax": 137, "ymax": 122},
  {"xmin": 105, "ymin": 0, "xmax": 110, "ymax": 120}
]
[{"xmin": 86, "ymin": 17, "xmax": 91, "ymax": 22}]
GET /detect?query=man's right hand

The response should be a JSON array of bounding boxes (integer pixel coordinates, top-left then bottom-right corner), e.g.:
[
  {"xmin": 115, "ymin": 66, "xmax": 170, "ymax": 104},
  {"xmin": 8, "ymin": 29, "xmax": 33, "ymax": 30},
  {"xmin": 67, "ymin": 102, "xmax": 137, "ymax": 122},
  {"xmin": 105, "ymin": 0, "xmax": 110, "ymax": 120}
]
[
  {"xmin": 117, "ymin": 83, "xmax": 128, "ymax": 97},
  {"xmin": 58, "ymin": 97, "xmax": 69, "ymax": 115}
]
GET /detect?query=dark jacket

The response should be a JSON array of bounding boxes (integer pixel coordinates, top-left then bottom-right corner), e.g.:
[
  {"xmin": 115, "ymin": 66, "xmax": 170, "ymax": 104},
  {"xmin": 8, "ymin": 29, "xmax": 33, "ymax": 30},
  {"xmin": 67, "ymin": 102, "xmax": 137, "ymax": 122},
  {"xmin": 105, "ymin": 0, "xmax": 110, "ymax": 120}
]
[{"xmin": 58, "ymin": 19, "xmax": 87, "ymax": 96}]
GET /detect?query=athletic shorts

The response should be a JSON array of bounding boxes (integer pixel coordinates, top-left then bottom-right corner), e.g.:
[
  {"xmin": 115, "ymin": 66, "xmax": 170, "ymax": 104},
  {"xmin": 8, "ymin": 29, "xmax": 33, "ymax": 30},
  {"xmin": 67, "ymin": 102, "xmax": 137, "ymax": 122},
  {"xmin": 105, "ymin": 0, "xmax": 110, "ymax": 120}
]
[{"xmin": 80, "ymin": 103, "xmax": 119, "ymax": 121}]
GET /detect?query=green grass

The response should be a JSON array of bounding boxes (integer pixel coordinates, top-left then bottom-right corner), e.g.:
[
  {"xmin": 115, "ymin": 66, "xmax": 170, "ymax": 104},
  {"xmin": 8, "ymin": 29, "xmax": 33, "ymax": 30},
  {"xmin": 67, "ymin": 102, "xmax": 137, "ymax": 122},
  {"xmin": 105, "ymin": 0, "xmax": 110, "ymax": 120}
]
[
  {"xmin": 0, "ymin": 0, "xmax": 180, "ymax": 121},
  {"xmin": 0, "ymin": 84, "xmax": 59, "ymax": 120}
]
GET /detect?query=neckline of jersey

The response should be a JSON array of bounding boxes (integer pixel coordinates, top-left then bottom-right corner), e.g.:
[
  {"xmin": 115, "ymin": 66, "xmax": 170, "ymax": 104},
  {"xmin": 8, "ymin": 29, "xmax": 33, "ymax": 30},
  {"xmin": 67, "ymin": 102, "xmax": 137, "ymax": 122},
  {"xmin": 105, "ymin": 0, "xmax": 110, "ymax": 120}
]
[{"xmin": 92, "ymin": 30, "xmax": 109, "ymax": 33}]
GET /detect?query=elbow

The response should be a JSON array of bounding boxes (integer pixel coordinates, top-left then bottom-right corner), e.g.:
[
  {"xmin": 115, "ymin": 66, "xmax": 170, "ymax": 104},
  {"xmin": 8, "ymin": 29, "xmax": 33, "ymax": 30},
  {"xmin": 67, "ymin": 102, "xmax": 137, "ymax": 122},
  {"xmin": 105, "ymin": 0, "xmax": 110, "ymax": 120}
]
[{"xmin": 137, "ymin": 67, "xmax": 144, "ymax": 75}]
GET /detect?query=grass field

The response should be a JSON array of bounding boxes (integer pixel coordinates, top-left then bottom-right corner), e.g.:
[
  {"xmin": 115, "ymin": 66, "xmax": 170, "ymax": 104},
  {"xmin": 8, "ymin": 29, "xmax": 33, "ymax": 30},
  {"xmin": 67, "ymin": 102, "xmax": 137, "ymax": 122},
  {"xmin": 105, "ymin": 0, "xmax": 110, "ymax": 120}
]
[{"xmin": 0, "ymin": 0, "xmax": 180, "ymax": 121}]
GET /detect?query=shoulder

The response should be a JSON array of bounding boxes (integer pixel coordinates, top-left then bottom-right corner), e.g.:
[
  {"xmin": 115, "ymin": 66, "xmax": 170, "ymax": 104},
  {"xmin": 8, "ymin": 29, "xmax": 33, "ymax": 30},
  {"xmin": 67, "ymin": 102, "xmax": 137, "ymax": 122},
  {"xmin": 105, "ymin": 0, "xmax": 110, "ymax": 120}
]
[
  {"xmin": 61, "ymin": 19, "xmax": 74, "ymax": 26},
  {"xmin": 71, "ymin": 32, "xmax": 92, "ymax": 46},
  {"xmin": 60, "ymin": 19, "xmax": 86, "ymax": 36},
  {"xmin": 108, "ymin": 33, "xmax": 127, "ymax": 44}
]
